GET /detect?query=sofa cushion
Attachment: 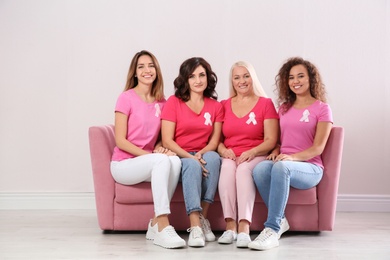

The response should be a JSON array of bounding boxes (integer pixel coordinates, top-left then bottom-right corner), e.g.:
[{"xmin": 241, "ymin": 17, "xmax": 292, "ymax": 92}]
[
  {"xmin": 115, "ymin": 182, "xmax": 154, "ymax": 204},
  {"xmin": 115, "ymin": 182, "xmax": 318, "ymax": 206}
]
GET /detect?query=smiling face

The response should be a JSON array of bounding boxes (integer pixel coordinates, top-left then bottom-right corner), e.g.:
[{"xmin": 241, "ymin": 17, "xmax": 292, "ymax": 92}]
[
  {"xmin": 135, "ymin": 55, "xmax": 156, "ymax": 86},
  {"xmin": 188, "ymin": 65, "xmax": 207, "ymax": 95},
  {"xmin": 232, "ymin": 66, "xmax": 253, "ymax": 96},
  {"xmin": 288, "ymin": 64, "xmax": 310, "ymax": 96}
]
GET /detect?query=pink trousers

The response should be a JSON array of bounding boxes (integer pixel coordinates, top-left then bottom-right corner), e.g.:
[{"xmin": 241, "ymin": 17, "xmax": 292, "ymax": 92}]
[{"xmin": 218, "ymin": 156, "xmax": 266, "ymax": 223}]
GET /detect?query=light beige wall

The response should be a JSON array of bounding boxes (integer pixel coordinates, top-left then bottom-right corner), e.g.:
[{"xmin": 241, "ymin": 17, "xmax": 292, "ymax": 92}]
[{"xmin": 0, "ymin": 0, "xmax": 389, "ymax": 196}]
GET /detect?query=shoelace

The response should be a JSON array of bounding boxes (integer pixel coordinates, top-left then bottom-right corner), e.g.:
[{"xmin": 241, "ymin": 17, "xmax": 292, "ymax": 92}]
[
  {"xmin": 164, "ymin": 226, "xmax": 178, "ymax": 237},
  {"xmin": 255, "ymin": 228, "xmax": 274, "ymax": 242},
  {"xmin": 200, "ymin": 215, "xmax": 211, "ymax": 233},
  {"xmin": 187, "ymin": 227, "xmax": 203, "ymax": 239},
  {"xmin": 201, "ymin": 219, "xmax": 211, "ymax": 233}
]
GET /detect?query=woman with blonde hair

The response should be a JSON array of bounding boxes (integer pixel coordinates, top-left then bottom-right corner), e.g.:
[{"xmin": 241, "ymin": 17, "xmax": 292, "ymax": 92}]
[{"xmin": 217, "ymin": 61, "xmax": 279, "ymax": 247}]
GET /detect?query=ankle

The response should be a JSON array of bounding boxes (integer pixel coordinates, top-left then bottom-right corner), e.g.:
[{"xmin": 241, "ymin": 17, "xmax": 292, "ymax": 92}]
[
  {"xmin": 238, "ymin": 220, "xmax": 250, "ymax": 234},
  {"xmin": 225, "ymin": 218, "xmax": 237, "ymax": 231},
  {"xmin": 157, "ymin": 215, "xmax": 170, "ymax": 231}
]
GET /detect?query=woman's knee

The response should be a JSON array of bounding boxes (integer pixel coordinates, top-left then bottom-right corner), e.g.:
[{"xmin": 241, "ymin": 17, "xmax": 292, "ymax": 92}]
[
  {"xmin": 181, "ymin": 158, "xmax": 202, "ymax": 173},
  {"xmin": 202, "ymin": 151, "xmax": 220, "ymax": 162},
  {"xmin": 272, "ymin": 161, "xmax": 290, "ymax": 177},
  {"xmin": 153, "ymin": 153, "xmax": 170, "ymax": 163},
  {"xmin": 220, "ymin": 159, "xmax": 236, "ymax": 173},
  {"xmin": 169, "ymin": 156, "xmax": 181, "ymax": 176},
  {"xmin": 169, "ymin": 156, "xmax": 181, "ymax": 169},
  {"xmin": 252, "ymin": 160, "xmax": 273, "ymax": 179}
]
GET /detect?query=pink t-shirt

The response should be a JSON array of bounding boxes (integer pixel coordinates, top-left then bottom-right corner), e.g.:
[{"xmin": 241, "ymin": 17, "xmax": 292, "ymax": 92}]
[
  {"xmin": 222, "ymin": 97, "xmax": 279, "ymax": 156},
  {"xmin": 161, "ymin": 95, "xmax": 224, "ymax": 152},
  {"xmin": 280, "ymin": 100, "xmax": 333, "ymax": 168},
  {"xmin": 111, "ymin": 89, "xmax": 166, "ymax": 161}
]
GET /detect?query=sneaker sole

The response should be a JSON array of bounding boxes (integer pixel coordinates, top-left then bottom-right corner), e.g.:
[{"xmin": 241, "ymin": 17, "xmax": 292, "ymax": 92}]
[
  {"xmin": 146, "ymin": 232, "xmax": 155, "ymax": 240},
  {"xmin": 248, "ymin": 241, "xmax": 279, "ymax": 251},
  {"xmin": 236, "ymin": 242, "xmax": 250, "ymax": 248},
  {"xmin": 153, "ymin": 239, "xmax": 186, "ymax": 249},
  {"xmin": 205, "ymin": 236, "xmax": 216, "ymax": 242},
  {"xmin": 188, "ymin": 241, "xmax": 205, "ymax": 247},
  {"xmin": 218, "ymin": 240, "xmax": 234, "ymax": 244}
]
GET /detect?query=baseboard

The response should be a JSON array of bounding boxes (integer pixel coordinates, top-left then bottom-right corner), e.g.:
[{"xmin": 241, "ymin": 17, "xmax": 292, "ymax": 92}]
[
  {"xmin": 336, "ymin": 194, "xmax": 390, "ymax": 212},
  {"xmin": 0, "ymin": 192, "xmax": 96, "ymax": 210},
  {"xmin": 0, "ymin": 192, "xmax": 390, "ymax": 211}
]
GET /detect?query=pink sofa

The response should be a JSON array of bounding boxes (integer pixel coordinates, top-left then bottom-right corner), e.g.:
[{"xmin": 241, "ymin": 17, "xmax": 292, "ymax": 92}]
[{"xmin": 88, "ymin": 125, "xmax": 344, "ymax": 232}]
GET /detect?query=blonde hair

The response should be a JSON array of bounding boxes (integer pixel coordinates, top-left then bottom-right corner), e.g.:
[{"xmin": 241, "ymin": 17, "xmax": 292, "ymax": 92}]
[{"xmin": 229, "ymin": 61, "xmax": 267, "ymax": 98}]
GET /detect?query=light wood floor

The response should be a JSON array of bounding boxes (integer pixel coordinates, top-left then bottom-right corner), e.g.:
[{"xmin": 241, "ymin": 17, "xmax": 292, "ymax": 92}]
[{"xmin": 1, "ymin": 210, "xmax": 389, "ymax": 259}]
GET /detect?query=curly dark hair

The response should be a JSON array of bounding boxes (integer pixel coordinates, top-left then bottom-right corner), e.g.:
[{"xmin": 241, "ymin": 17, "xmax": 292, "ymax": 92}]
[
  {"xmin": 174, "ymin": 57, "xmax": 218, "ymax": 102},
  {"xmin": 275, "ymin": 57, "xmax": 327, "ymax": 114}
]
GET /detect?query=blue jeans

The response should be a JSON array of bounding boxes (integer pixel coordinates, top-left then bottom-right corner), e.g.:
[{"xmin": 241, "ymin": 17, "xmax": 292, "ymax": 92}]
[
  {"xmin": 252, "ymin": 160, "xmax": 323, "ymax": 232},
  {"xmin": 181, "ymin": 151, "xmax": 221, "ymax": 215}
]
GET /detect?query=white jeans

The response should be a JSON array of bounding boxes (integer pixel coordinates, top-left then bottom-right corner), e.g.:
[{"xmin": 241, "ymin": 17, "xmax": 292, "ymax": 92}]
[{"xmin": 110, "ymin": 153, "xmax": 181, "ymax": 216}]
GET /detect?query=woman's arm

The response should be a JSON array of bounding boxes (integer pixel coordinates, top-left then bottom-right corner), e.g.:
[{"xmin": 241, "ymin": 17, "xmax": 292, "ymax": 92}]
[
  {"xmin": 217, "ymin": 142, "xmax": 236, "ymax": 160},
  {"xmin": 114, "ymin": 112, "xmax": 149, "ymax": 156},
  {"xmin": 267, "ymin": 144, "xmax": 281, "ymax": 161},
  {"xmin": 277, "ymin": 121, "xmax": 333, "ymax": 162},
  {"xmin": 237, "ymin": 118, "xmax": 279, "ymax": 164},
  {"xmin": 217, "ymin": 123, "xmax": 235, "ymax": 159},
  {"xmin": 161, "ymin": 120, "xmax": 193, "ymax": 158},
  {"xmin": 197, "ymin": 122, "xmax": 222, "ymax": 156}
]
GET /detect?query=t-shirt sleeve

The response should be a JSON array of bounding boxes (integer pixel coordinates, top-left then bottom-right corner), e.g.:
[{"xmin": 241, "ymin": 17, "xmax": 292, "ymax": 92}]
[
  {"xmin": 215, "ymin": 101, "xmax": 224, "ymax": 122},
  {"xmin": 319, "ymin": 103, "xmax": 333, "ymax": 123},
  {"xmin": 264, "ymin": 98, "xmax": 279, "ymax": 119},
  {"xmin": 161, "ymin": 96, "xmax": 177, "ymax": 122},
  {"xmin": 115, "ymin": 92, "xmax": 131, "ymax": 116}
]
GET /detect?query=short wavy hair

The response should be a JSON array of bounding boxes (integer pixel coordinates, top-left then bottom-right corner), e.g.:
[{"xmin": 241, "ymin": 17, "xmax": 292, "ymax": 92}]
[
  {"xmin": 229, "ymin": 61, "xmax": 267, "ymax": 98},
  {"xmin": 124, "ymin": 50, "xmax": 164, "ymax": 101},
  {"xmin": 275, "ymin": 57, "xmax": 326, "ymax": 114},
  {"xmin": 174, "ymin": 57, "xmax": 218, "ymax": 102}
]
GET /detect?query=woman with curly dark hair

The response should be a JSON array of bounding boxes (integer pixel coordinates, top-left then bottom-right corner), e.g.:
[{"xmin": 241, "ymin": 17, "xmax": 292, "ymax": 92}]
[
  {"xmin": 249, "ymin": 57, "xmax": 333, "ymax": 251},
  {"xmin": 161, "ymin": 57, "xmax": 223, "ymax": 247}
]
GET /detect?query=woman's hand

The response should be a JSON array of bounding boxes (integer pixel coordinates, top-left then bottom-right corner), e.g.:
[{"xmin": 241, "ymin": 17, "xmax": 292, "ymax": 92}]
[
  {"xmin": 237, "ymin": 150, "xmax": 256, "ymax": 164},
  {"xmin": 194, "ymin": 152, "xmax": 208, "ymax": 177},
  {"xmin": 153, "ymin": 146, "xmax": 177, "ymax": 156},
  {"xmin": 266, "ymin": 153, "xmax": 278, "ymax": 161},
  {"xmin": 221, "ymin": 148, "xmax": 236, "ymax": 160},
  {"xmin": 274, "ymin": 153, "xmax": 294, "ymax": 161},
  {"xmin": 266, "ymin": 144, "xmax": 281, "ymax": 161}
]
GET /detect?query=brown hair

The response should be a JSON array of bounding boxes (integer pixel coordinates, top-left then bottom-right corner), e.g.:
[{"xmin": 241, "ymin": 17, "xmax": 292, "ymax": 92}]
[
  {"xmin": 275, "ymin": 57, "xmax": 326, "ymax": 114},
  {"xmin": 124, "ymin": 50, "xmax": 164, "ymax": 101},
  {"xmin": 174, "ymin": 57, "xmax": 218, "ymax": 102}
]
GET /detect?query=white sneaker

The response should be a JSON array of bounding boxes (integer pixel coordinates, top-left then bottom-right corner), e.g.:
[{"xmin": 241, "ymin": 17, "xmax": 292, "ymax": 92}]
[
  {"xmin": 236, "ymin": 232, "xmax": 251, "ymax": 248},
  {"xmin": 217, "ymin": 230, "xmax": 237, "ymax": 244},
  {"xmin": 146, "ymin": 219, "xmax": 157, "ymax": 240},
  {"xmin": 278, "ymin": 217, "xmax": 290, "ymax": 238},
  {"xmin": 187, "ymin": 226, "xmax": 205, "ymax": 247},
  {"xmin": 200, "ymin": 214, "xmax": 216, "ymax": 242},
  {"xmin": 153, "ymin": 225, "xmax": 186, "ymax": 249},
  {"xmin": 248, "ymin": 228, "xmax": 279, "ymax": 251}
]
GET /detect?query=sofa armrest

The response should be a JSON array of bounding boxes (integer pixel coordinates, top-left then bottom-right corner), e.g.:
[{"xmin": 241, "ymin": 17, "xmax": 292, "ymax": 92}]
[
  {"xmin": 88, "ymin": 125, "xmax": 116, "ymax": 230},
  {"xmin": 317, "ymin": 126, "xmax": 344, "ymax": 230}
]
